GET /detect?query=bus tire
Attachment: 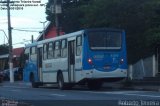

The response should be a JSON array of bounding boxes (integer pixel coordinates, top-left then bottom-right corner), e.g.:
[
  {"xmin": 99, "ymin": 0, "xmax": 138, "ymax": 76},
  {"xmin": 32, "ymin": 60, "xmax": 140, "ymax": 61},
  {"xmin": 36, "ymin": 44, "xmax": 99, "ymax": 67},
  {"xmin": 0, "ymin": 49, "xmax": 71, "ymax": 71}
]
[
  {"xmin": 30, "ymin": 73, "xmax": 39, "ymax": 88},
  {"xmin": 57, "ymin": 73, "xmax": 65, "ymax": 90},
  {"xmin": 87, "ymin": 80, "xmax": 102, "ymax": 90}
]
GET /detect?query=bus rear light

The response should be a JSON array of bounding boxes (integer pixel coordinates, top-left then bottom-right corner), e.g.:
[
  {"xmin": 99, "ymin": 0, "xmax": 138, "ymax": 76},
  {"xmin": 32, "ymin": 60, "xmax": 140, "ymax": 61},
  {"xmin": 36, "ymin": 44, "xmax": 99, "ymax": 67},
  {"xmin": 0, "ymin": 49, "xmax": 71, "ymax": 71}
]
[
  {"xmin": 88, "ymin": 58, "xmax": 93, "ymax": 64},
  {"xmin": 120, "ymin": 58, "xmax": 124, "ymax": 64}
]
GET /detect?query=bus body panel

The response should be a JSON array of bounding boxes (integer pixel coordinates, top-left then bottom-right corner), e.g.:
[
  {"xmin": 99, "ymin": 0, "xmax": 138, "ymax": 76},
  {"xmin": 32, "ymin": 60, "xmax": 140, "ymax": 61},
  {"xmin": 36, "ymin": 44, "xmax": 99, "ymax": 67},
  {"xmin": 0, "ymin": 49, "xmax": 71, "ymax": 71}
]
[
  {"xmin": 81, "ymin": 29, "xmax": 127, "ymax": 81},
  {"xmin": 23, "ymin": 28, "xmax": 128, "ymax": 86},
  {"xmin": 42, "ymin": 57, "xmax": 68, "ymax": 83}
]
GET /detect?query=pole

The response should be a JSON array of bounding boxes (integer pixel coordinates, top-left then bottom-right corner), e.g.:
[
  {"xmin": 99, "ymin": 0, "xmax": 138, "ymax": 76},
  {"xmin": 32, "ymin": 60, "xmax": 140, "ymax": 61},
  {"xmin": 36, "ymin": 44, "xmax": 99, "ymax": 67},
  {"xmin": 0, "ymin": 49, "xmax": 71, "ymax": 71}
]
[
  {"xmin": 55, "ymin": 13, "xmax": 59, "ymax": 36},
  {"xmin": 7, "ymin": 0, "xmax": 14, "ymax": 83},
  {"xmin": 40, "ymin": 21, "xmax": 47, "ymax": 40},
  {"xmin": 54, "ymin": 0, "xmax": 60, "ymax": 36}
]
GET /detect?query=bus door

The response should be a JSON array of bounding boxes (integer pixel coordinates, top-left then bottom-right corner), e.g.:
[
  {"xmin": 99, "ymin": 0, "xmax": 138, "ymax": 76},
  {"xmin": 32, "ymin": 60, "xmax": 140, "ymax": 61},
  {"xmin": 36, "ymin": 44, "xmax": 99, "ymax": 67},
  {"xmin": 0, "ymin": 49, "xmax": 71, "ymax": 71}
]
[
  {"xmin": 68, "ymin": 40, "xmax": 75, "ymax": 82},
  {"xmin": 37, "ymin": 47, "xmax": 43, "ymax": 81}
]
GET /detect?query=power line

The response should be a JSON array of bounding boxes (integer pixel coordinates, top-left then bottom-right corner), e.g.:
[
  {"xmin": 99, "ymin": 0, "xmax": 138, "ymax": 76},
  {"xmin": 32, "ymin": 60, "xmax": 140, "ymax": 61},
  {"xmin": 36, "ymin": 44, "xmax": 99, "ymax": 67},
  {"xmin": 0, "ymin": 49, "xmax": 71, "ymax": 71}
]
[
  {"xmin": 12, "ymin": 28, "xmax": 41, "ymax": 32},
  {"xmin": 13, "ymin": 27, "xmax": 43, "ymax": 29}
]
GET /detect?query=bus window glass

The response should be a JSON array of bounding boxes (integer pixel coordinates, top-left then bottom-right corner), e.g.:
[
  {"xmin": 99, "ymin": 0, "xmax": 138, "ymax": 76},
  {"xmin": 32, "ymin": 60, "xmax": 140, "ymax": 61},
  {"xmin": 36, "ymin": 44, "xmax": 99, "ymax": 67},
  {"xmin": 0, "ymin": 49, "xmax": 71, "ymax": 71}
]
[
  {"xmin": 88, "ymin": 31, "xmax": 121, "ymax": 50},
  {"xmin": 76, "ymin": 36, "xmax": 82, "ymax": 56},
  {"xmin": 25, "ymin": 48, "xmax": 30, "ymax": 54},
  {"xmin": 48, "ymin": 42, "xmax": 53, "ymax": 59},
  {"xmin": 24, "ymin": 48, "xmax": 29, "ymax": 60},
  {"xmin": 54, "ymin": 41, "xmax": 61, "ymax": 58},
  {"xmin": 30, "ymin": 46, "xmax": 37, "ymax": 62},
  {"xmin": 43, "ymin": 44, "xmax": 48, "ymax": 60},
  {"xmin": 31, "ymin": 47, "xmax": 36, "ymax": 54},
  {"xmin": 61, "ymin": 39, "xmax": 67, "ymax": 58}
]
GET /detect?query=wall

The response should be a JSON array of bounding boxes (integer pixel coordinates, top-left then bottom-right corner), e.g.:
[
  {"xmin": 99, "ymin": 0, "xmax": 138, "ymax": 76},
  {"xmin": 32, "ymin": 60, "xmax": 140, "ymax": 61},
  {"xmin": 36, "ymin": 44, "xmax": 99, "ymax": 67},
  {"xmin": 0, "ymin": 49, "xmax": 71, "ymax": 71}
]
[{"xmin": 128, "ymin": 55, "xmax": 158, "ymax": 80}]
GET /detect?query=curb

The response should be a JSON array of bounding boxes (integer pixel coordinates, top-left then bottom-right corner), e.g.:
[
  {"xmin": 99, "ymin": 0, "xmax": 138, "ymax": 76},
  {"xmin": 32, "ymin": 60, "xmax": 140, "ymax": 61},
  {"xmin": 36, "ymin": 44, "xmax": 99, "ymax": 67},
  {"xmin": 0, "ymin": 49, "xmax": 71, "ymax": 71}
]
[{"xmin": 0, "ymin": 81, "xmax": 31, "ymax": 88}]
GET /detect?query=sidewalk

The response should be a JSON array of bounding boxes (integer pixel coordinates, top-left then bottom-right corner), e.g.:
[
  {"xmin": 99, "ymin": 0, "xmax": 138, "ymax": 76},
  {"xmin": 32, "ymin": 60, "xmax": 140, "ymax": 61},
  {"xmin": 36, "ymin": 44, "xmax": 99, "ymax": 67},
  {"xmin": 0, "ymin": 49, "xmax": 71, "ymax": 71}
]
[
  {"xmin": 103, "ymin": 81, "xmax": 160, "ymax": 92},
  {"xmin": 0, "ymin": 81, "xmax": 31, "ymax": 88},
  {"xmin": 1, "ymin": 81, "xmax": 160, "ymax": 91}
]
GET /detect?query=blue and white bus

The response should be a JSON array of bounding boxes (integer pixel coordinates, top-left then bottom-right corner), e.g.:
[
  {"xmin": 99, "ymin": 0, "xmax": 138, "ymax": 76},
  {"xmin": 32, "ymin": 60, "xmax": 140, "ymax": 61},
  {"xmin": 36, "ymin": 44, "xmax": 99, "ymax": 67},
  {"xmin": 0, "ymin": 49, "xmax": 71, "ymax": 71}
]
[{"xmin": 23, "ymin": 28, "xmax": 128, "ymax": 90}]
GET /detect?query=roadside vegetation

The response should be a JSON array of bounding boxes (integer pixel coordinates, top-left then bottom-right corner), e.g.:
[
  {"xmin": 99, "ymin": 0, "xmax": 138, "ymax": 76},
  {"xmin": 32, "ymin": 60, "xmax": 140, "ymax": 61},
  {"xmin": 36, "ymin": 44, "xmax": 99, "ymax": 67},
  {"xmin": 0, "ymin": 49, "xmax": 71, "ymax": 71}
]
[{"xmin": 46, "ymin": 0, "xmax": 160, "ymax": 64}]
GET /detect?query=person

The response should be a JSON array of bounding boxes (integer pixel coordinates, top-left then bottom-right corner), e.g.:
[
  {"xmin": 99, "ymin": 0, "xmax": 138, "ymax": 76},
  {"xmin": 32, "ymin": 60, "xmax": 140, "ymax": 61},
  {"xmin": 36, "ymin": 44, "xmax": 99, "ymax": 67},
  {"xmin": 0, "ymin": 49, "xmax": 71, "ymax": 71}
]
[{"xmin": 17, "ymin": 67, "xmax": 23, "ymax": 80}]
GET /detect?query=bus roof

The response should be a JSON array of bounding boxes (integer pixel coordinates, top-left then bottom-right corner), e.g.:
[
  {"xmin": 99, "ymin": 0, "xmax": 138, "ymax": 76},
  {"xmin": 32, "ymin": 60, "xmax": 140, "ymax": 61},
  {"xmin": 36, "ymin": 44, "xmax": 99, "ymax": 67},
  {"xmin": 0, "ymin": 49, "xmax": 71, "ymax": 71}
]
[
  {"xmin": 25, "ymin": 30, "xmax": 84, "ymax": 48},
  {"xmin": 25, "ymin": 28, "xmax": 125, "ymax": 48}
]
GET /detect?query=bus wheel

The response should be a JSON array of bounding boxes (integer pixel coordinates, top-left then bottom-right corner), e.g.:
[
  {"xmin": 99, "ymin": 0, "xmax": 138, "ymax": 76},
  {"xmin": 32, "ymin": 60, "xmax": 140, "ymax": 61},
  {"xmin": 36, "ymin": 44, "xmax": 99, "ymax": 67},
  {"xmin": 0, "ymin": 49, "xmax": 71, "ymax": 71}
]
[
  {"xmin": 30, "ymin": 74, "xmax": 38, "ymax": 88},
  {"xmin": 57, "ymin": 73, "xmax": 65, "ymax": 90},
  {"xmin": 87, "ymin": 80, "xmax": 102, "ymax": 90}
]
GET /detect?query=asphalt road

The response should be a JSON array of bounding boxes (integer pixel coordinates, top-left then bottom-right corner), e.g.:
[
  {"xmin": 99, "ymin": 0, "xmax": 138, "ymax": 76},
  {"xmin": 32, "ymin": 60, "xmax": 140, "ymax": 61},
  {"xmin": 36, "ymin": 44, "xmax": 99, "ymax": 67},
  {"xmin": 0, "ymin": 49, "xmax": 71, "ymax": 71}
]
[{"xmin": 0, "ymin": 83, "xmax": 160, "ymax": 106}]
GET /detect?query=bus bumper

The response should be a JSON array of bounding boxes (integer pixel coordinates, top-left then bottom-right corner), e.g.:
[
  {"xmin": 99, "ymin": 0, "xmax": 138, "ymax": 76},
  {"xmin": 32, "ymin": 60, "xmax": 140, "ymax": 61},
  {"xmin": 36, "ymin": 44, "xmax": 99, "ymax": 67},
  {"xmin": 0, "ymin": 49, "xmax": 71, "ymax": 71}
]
[{"xmin": 82, "ymin": 69, "xmax": 127, "ymax": 79}]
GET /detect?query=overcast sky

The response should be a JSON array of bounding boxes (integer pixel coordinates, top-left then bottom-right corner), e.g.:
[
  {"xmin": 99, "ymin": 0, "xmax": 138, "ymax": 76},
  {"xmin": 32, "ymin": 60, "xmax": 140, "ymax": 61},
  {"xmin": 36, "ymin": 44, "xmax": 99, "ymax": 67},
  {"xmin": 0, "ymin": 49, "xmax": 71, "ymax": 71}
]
[{"xmin": 0, "ymin": 0, "xmax": 48, "ymax": 48}]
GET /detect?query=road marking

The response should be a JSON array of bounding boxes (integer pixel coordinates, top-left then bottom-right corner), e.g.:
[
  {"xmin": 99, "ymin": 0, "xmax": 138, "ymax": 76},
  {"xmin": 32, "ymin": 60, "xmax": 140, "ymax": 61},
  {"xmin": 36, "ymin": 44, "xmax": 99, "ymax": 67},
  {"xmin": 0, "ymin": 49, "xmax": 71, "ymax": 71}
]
[
  {"xmin": 50, "ymin": 94, "xmax": 65, "ymax": 97},
  {"xmin": 99, "ymin": 91, "xmax": 160, "ymax": 98},
  {"xmin": 10, "ymin": 89, "xmax": 21, "ymax": 92},
  {"xmin": 123, "ymin": 93, "xmax": 160, "ymax": 98},
  {"xmin": 90, "ymin": 91, "xmax": 160, "ymax": 98},
  {"xmin": 2, "ymin": 86, "xmax": 29, "ymax": 89},
  {"xmin": 83, "ymin": 91, "xmax": 141, "ymax": 94}
]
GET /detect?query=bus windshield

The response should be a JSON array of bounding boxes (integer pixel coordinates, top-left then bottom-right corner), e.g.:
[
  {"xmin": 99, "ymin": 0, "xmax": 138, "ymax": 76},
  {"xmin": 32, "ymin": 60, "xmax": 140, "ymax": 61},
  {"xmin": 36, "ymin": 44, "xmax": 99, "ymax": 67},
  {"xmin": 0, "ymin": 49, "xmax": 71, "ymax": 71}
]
[{"xmin": 88, "ymin": 31, "xmax": 122, "ymax": 50}]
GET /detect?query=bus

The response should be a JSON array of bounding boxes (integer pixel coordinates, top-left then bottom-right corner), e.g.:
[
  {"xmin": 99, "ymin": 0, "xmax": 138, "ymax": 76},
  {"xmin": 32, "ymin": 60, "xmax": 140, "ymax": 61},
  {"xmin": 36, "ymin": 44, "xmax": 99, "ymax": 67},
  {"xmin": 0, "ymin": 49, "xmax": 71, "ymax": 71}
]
[{"xmin": 23, "ymin": 28, "xmax": 128, "ymax": 90}]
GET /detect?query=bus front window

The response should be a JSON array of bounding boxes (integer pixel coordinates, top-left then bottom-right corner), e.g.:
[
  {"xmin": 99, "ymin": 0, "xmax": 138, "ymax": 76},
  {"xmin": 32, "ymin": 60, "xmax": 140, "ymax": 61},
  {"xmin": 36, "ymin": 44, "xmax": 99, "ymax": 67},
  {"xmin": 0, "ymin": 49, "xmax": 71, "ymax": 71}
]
[{"xmin": 88, "ymin": 31, "xmax": 122, "ymax": 50}]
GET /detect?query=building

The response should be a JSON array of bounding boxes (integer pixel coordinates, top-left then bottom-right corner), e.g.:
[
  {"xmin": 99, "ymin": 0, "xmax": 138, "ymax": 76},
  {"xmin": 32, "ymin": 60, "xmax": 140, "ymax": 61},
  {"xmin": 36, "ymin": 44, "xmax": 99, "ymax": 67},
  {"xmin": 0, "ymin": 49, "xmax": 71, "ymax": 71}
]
[
  {"xmin": 0, "ymin": 47, "xmax": 24, "ymax": 71},
  {"xmin": 36, "ymin": 22, "xmax": 65, "ymax": 41}
]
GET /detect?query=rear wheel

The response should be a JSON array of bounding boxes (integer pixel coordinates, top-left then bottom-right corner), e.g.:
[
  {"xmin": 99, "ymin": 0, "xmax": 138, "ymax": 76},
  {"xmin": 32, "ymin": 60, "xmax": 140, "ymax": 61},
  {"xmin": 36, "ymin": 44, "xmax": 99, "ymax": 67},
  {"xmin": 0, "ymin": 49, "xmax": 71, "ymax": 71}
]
[
  {"xmin": 57, "ymin": 73, "xmax": 65, "ymax": 90},
  {"xmin": 87, "ymin": 80, "xmax": 103, "ymax": 90},
  {"xmin": 30, "ymin": 74, "xmax": 39, "ymax": 88}
]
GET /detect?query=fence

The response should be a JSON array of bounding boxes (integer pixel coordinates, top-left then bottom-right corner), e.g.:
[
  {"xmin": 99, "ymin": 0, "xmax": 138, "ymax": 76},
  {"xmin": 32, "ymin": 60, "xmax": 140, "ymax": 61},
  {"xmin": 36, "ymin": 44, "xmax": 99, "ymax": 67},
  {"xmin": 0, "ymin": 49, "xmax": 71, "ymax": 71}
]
[{"xmin": 128, "ymin": 55, "xmax": 158, "ymax": 80}]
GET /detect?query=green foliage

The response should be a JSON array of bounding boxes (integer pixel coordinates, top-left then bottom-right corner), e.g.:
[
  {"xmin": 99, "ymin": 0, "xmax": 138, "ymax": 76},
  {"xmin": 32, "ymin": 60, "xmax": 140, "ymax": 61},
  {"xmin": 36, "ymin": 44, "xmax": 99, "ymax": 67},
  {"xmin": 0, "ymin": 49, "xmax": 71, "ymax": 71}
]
[
  {"xmin": 0, "ymin": 44, "xmax": 9, "ymax": 55},
  {"xmin": 46, "ymin": 0, "xmax": 160, "ymax": 64}
]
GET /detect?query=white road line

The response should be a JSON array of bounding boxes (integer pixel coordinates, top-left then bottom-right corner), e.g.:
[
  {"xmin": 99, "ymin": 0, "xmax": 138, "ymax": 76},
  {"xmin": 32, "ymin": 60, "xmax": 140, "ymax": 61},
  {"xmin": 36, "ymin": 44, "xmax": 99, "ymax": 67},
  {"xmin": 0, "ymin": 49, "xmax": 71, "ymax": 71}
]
[
  {"xmin": 2, "ymin": 86, "xmax": 29, "ymax": 89},
  {"xmin": 10, "ymin": 89, "xmax": 21, "ymax": 92},
  {"xmin": 124, "ymin": 94, "xmax": 160, "ymax": 98},
  {"xmin": 50, "ymin": 94, "xmax": 65, "ymax": 97},
  {"xmin": 85, "ymin": 91, "xmax": 142, "ymax": 94},
  {"xmin": 88, "ymin": 91, "xmax": 160, "ymax": 98},
  {"xmin": 105, "ymin": 92, "xmax": 160, "ymax": 98}
]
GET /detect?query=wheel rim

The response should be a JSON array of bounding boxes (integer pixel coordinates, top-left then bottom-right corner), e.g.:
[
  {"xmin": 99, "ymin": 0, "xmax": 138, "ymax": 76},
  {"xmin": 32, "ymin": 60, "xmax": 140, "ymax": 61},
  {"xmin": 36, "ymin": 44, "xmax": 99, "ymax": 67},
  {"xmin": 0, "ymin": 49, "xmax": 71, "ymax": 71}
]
[{"xmin": 58, "ymin": 76, "xmax": 63, "ymax": 88}]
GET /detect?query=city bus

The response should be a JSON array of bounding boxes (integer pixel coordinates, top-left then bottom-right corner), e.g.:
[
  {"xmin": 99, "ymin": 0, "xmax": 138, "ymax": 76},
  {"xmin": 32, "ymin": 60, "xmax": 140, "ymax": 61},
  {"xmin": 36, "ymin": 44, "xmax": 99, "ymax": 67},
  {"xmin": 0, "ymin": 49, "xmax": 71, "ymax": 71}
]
[{"xmin": 23, "ymin": 28, "xmax": 128, "ymax": 90}]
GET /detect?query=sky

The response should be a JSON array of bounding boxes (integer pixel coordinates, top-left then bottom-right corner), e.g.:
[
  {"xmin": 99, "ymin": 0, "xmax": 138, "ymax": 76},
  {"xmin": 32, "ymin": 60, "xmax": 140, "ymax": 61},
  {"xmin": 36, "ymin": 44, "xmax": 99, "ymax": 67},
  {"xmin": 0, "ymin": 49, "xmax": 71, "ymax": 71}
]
[{"xmin": 0, "ymin": 0, "xmax": 48, "ymax": 48}]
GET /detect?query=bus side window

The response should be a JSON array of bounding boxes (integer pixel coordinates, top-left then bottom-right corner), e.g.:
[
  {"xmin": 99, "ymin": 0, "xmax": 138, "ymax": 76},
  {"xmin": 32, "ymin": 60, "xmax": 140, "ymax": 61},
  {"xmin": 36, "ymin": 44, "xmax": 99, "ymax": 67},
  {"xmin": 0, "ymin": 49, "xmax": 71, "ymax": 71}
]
[
  {"xmin": 48, "ymin": 42, "xmax": 54, "ymax": 59},
  {"xmin": 24, "ymin": 48, "xmax": 29, "ymax": 60},
  {"xmin": 54, "ymin": 41, "xmax": 61, "ymax": 58},
  {"xmin": 43, "ymin": 43, "xmax": 48, "ymax": 60},
  {"xmin": 24, "ymin": 48, "xmax": 30, "ymax": 65},
  {"xmin": 76, "ymin": 35, "xmax": 82, "ymax": 56},
  {"xmin": 61, "ymin": 39, "xmax": 67, "ymax": 58},
  {"xmin": 30, "ymin": 46, "xmax": 37, "ymax": 61},
  {"xmin": 30, "ymin": 46, "xmax": 36, "ymax": 55}
]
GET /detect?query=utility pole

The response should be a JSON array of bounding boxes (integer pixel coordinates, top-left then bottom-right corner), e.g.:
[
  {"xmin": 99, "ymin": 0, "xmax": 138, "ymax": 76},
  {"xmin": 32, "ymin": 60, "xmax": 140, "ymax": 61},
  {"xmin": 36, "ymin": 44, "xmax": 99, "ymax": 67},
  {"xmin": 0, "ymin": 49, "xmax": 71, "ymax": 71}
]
[
  {"xmin": 7, "ymin": 0, "xmax": 14, "ymax": 83},
  {"xmin": 53, "ymin": 0, "xmax": 62, "ymax": 36},
  {"xmin": 0, "ymin": 0, "xmax": 14, "ymax": 83},
  {"xmin": 40, "ymin": 21, "xmax": 47, "ymax": 40}
]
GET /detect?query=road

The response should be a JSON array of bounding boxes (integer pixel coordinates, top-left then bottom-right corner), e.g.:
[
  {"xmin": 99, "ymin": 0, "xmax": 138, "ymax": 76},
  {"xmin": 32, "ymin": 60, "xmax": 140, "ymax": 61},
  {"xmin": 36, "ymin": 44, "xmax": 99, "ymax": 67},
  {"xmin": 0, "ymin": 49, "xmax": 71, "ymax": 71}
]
[{"xmin": 0, "ymin": 83, "xmax": 160, "ymax": 106}]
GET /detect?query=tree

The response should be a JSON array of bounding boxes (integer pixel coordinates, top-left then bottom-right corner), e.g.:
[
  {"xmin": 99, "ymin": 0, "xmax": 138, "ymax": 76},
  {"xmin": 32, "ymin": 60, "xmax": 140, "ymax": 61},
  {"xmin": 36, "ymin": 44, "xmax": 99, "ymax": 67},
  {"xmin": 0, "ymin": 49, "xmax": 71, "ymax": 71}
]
[
  {"xmin": 45, "ymin": 0, "xmax": 160, "ymax": 64},
  {"xmin": 45, "ymin": 0, "xmax": 90, "ymax": 33},
  {"xmin": 0, "ymin": 44, "xmax": 9, "ymax": 55},
  {"xmin": 78, "ymin": 0, "xmax": 160, "ymax": 63}
]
